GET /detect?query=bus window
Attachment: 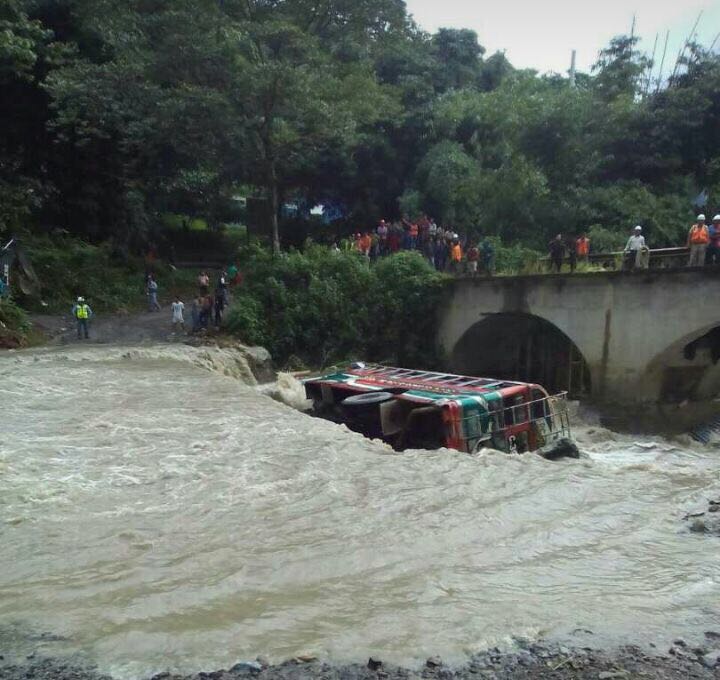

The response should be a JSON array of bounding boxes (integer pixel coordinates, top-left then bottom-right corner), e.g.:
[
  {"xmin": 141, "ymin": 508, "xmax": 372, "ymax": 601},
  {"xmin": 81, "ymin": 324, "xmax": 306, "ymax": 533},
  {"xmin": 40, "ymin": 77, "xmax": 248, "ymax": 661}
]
[
  {"xmin": 531, "ymin": 389, "xmax": 547, "ymax": 420},
  {"xmin": 503, "ymin": 395, "xmax": 528, "ymax": 426}
]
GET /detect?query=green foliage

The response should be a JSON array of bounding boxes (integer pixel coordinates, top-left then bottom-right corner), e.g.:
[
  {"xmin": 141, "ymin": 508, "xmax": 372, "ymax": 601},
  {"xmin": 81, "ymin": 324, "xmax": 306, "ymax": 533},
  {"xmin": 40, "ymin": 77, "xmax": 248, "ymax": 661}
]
[
  {"xmin": 586, "ymin": 225, "xmax": 625, "ymax": 253},
  {"xmin": 225, "ymin": 246, "xmax": 444, "ymax": 367},
  {"xmin": 18, "ymin": 234, "xmax": 196, "ymax": 313},
  {"xmin": 0, "ymin": 297, "xmax": 31, "ymax": 348},
  {"xmin": 3, "ymin": 0, "xmax": 720, "ymax": 262}
]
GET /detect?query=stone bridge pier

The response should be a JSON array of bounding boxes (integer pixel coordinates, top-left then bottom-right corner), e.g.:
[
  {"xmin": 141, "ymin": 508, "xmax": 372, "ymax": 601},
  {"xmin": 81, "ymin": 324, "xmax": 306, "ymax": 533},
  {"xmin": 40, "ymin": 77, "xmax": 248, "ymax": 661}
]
[{"xmin": 438, "ymin": 270, "xmax": 720, "ymax": 420}]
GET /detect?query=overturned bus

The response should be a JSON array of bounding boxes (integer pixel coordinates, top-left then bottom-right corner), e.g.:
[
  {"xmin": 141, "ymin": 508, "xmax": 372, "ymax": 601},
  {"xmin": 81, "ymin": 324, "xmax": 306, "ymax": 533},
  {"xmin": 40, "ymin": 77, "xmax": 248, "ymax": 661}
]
[{"xmin": 304, "ymin": 363, "xmax": 573, "ymax": 456}]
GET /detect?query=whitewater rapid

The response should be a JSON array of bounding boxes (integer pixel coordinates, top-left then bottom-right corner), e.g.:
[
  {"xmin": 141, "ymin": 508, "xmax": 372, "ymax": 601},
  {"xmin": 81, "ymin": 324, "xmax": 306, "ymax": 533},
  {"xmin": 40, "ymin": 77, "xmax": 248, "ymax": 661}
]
[{"xmin": 1, "ymin": 345, "xmax": 718, "ymax": 678}]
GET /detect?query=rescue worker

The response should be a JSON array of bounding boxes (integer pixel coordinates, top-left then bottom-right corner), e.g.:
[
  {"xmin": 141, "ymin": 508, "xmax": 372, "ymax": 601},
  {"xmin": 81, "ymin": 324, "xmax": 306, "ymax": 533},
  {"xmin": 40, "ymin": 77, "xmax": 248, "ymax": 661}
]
[
  {"xmin": 707, "ymin": 215, "xmax": 720, "ymax": 266},
  {"xmin": 623, "ymin": 225, "xmax": 646, "ymax": 270},
  {"xmin": 687, "ymin": 214, "xmax": 710, "ymax": 267},
  {"xmin": 576, "ymin": 233, "xmax": 590, "ymax": 264},
  {"xmin": 71, "ymin": 296, "xmax": 92, "ymax": 340}
]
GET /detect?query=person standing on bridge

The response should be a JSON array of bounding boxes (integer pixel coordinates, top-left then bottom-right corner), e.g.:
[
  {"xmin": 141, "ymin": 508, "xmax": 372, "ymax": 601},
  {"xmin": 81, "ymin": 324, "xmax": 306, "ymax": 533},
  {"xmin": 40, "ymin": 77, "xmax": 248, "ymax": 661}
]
[
  {"xmin": 548, "ymin": 234, "xmax": 565, "ymax": 273},
  {"xmin": 466, "ymin": 243, "xmax": 479, "ymax": 276},
  {"xmin": 576, "ymin": 233, "xmax": 590, "ymax": 265},
  {"xmin": 687, "ymin": 214, "xmax": 710, "ymax": 267},
  {"xmin": 623, "ymin": 225, "xmax": 646, "ymax": 270},
  {"xmin": 707, "ymin": 215, "xmax": 720, "ymax": 266},
  {"xmin": 71, "ymin": 296, "xmax": 93, "ymax": 340},
  {"xmin": 481, "ymin": 239, "xmax": 495, "ymax": 276}
]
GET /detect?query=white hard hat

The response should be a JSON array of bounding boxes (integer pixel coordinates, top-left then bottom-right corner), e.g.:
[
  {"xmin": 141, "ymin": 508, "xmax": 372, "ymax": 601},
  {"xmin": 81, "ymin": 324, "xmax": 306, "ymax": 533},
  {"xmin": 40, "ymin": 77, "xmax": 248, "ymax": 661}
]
[
  {"xmin": 713, "ymin": 215, "xmax": 720, "ymax": 222},
  {"xmin": 634, "ymin": 225, "xmax": 642, "ymax": 231},
  {"xmin": 697, "ymin": 214, "xmax": 706, "ymax": 221},
  {"xmin": 77, "ymin": 296, "xmax": 84, "ymax": 302}
]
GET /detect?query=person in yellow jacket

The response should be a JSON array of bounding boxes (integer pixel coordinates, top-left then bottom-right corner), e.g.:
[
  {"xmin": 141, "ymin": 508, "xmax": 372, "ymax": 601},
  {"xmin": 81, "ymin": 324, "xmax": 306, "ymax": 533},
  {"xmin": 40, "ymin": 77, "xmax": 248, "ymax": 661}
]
[
  {"xmin": 687, "ymin": 214, "xmax": 710, "ymax": 267},
  {"xmin": 71, "ymin": 296, "xmax": 93, "ymax": 340}
]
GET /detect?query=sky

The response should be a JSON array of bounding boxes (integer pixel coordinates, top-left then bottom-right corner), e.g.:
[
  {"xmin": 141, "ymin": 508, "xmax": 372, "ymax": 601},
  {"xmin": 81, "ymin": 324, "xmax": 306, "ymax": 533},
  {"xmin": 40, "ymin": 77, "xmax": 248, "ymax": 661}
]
[{"xmin": 405, "ymin": 0, "xmax": 720, "ymax": 76}]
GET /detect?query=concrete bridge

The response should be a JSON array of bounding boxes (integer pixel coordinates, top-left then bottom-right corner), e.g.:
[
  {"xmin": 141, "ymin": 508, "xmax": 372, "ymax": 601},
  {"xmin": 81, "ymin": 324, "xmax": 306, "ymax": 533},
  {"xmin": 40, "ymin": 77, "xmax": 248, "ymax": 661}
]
[{"xmin": 438, "ymin": 269, "xmax": 720, "ymax": 419}]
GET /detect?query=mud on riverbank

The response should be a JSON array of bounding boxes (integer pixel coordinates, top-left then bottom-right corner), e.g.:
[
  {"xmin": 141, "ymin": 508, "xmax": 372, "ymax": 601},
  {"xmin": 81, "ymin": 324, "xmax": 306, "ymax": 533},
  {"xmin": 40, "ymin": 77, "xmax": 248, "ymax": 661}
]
[{"xmin": 2, "ymin": 638, "xmax": 720, "ymax": 680}]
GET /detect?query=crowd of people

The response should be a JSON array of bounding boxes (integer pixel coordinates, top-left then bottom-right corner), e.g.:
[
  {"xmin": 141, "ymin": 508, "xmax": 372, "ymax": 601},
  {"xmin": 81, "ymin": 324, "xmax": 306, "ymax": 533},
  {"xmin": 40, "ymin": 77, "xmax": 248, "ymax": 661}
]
[
  {"xmin": 143, "ymin": 266, "xmax": 242, "ymax": 335},
  {"xmin": 338, "ymin": 212, "xmax": 720, "ymax": 277},
  {"xmin": 69, "ymin": 213, "xmax": 720, "ymax": 340},
  {"xmin": 337, "ymin": 216, "xmax": 496, "ymax": 276},
  {"xmin": 548, "ymin": 214, "xmax": 720, "ymax": 273}
]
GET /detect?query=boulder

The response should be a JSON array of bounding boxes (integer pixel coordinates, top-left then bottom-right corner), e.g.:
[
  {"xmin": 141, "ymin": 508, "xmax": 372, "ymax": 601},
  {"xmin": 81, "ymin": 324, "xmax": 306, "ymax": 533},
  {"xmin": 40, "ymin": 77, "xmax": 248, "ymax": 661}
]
[{"xmin": 538, "ymin": 437, "xmax": 581, "ymax": 461}]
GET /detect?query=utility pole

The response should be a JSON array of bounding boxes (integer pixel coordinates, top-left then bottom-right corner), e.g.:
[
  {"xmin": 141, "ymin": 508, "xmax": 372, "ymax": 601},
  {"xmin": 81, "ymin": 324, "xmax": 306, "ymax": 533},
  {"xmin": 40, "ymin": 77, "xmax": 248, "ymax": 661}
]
[
  {"xmin": 569, "ymin": 49, "xmax": 577, "ymax": 87},
  {"xmin": 670, "ymin": 10, "xmax": 703, "ymax": 85},
  {"xmin": 655, "ymin": 30, "xmax": 670, "ymax": 92},
  {"xmin": 644, "ymin": 32, "xmax": 659, "ymax": 96}
]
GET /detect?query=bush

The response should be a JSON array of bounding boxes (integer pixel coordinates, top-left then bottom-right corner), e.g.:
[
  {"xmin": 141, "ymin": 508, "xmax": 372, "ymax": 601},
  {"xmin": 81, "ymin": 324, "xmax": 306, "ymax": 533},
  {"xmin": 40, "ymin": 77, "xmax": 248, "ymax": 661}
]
[
  {"xmin": 225, "ymin": 246, "xmax": 445, "ymax": 368},
  {"xmin": 15, "ymin": 234, "xmax": 197, "ymax": 313},
  {"xmin": 0, "ymin": 298, "xmax": 31, "ymax": 348}
]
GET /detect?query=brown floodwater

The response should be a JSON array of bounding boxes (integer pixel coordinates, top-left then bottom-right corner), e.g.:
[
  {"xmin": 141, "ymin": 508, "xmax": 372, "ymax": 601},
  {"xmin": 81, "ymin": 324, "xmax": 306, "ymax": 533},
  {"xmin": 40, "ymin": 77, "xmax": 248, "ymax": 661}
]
[{"xmin": 1, "ymin": 346, "xmax": 719, "ymax": 678}]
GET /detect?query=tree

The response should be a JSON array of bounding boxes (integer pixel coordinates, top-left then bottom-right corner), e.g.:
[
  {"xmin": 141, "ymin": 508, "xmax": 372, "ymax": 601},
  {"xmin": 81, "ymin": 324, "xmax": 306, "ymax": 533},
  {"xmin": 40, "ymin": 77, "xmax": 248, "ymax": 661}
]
[
  {"xmin": 231, "ymin": 14, "xmax": 389, "ymax": 252},
  {"xmin": 0, "ymin": 0, "xmax": 68, "ymax": 234},
  {"xmin": 592, "ymin": 35, "xmax": 650, "ymax": 101},
  {"xmin": 431, "ymin": 28, "xmax": 485, "ymax": 92}
]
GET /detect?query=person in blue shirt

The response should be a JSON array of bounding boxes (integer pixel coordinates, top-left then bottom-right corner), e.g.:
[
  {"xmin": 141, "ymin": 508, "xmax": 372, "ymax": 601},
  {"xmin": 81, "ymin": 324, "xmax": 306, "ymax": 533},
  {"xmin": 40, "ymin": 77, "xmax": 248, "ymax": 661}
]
[
  {"xmin": 707, "ymin": 215, "xmax": 720, "ymax": 266},
  {"xmin": 481, "ymin": 239, "xmax": 495, "ymax": 276}
]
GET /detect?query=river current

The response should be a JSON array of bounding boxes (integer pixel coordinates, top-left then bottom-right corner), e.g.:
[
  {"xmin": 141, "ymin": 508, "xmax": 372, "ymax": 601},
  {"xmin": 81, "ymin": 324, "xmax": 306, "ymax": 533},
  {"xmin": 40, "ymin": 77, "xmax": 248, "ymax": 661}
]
[{"xmin": 1, "ymin": 345, "xmax": 719, "ymax": 678}]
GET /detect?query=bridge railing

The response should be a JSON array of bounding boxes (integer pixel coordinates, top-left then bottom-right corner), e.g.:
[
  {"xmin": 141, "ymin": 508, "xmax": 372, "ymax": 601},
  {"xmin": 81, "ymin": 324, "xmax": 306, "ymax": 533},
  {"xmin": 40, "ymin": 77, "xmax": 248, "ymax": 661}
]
[
  {"xmin": 537, "ymin": 246, "xmax": 691, "ymax": 271},
  {"xmin": 588, "ymin": 246, "xmax": 689, "ymax": 269}
]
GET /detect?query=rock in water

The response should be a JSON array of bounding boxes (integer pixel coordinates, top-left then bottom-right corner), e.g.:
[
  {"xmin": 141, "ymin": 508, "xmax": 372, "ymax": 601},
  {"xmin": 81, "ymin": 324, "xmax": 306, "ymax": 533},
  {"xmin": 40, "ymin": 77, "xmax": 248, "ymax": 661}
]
[
  {"xmin": 294, "ymin": 654, "xmax": 317, "ymax": 663},
  {"xmin": 229, "ymin": 661, "xmax": 262, "ymax": 673},
  {"xmin": 367, "ymin": 657, "xmax": 383, "ymax": 671},
  {"xmin": 538, "ymin": 437, "xmax": 581, "ymax": 461},
  {"xmin": 701, "ymin": 650, "xmax": 720, "ymax": 668}
]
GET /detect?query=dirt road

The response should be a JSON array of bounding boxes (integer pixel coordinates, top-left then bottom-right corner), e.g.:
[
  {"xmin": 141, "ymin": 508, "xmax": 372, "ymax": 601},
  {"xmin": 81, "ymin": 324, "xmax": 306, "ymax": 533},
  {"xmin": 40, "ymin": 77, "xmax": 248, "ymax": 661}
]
[{"xmin": 30, "ymin": 308, "xmax": 194, "ymax": 346}]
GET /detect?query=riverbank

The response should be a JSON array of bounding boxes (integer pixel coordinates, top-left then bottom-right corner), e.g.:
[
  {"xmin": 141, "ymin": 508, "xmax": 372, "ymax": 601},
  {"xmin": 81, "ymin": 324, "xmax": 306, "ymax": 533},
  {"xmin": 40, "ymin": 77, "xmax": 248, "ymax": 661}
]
[{"xmin": 1, "ymin": 637, "xmax": 719, "ymax": 680}]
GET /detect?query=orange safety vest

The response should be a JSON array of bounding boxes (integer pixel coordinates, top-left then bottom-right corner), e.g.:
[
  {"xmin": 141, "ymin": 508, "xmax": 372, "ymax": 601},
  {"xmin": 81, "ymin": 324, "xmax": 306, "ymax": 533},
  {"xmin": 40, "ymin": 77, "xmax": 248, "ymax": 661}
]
[
  {"xmin": 451, "ymin": 244, "xmax": 462, "ymax": 262},
  {"xmin": 690, "ymin": 224, "xmax": 710, "ymax": 245},
  {"xmin": 576, "ymin": 237, "xmax": 590, "ymax": 256},
  {"xmin": 409, "ymin": 223, "xmax": 419, "ymax": 237}
]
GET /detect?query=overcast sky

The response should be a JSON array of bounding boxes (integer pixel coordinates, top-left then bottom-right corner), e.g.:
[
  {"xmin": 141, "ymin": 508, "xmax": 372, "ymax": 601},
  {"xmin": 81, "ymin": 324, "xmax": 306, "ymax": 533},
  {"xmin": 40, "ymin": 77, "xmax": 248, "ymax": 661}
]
[{"xmin": 405, "ymin": 0, "xmax": 720, "ymax": 76}]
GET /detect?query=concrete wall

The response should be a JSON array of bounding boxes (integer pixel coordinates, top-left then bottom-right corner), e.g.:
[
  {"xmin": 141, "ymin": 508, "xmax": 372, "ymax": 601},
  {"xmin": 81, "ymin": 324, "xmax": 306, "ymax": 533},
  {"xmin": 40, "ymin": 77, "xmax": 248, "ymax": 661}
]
[{"xmin": 439, "ymin": 269, "xmax": 720, "ymax": 404}]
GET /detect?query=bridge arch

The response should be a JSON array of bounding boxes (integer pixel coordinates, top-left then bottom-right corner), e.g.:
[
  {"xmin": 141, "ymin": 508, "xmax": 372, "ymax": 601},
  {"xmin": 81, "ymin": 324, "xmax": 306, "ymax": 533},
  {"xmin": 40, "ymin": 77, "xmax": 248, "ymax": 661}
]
[
  {"xmin": 449, "ymin": 312, "xmax": 592, "ymax": 398},
  {"xmin": 639, "ymin": 322, "xmax": 720, "ymax": 404}
]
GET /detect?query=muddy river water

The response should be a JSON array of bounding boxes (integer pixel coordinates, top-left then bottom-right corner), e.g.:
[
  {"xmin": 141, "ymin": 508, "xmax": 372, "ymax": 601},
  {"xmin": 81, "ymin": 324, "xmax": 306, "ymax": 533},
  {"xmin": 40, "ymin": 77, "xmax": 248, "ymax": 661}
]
[{"xmin": 1, "ymin": 346, "xmax": 719, "ymax": 678}]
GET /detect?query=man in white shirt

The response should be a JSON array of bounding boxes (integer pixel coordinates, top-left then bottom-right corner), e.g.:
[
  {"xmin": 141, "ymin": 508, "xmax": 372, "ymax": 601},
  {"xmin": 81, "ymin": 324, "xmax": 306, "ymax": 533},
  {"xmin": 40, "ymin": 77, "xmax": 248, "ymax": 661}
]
[
  {"xmin": 624, "ymin": 225, "xmax": 647, "ymax": 270},
  {"xmin": 171, "ymin": 296, "xmax": 185, "ymax": 333}
]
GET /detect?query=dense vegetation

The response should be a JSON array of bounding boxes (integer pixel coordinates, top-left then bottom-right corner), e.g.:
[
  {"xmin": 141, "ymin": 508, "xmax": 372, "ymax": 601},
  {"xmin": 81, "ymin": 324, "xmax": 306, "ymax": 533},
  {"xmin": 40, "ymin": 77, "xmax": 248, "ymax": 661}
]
[
  {"xmin": 3, "ymin": 0, "xmax": 720, "ymax": 256},
  {"xmin": 0, "ymin": 298, "xmax": 32, "ymax": 348},
  {"xmin": 9, "ymin": 233, "xmax": 198, "ymax": 313},
  {"xmin": 226, "ymin": 247, "xmax": 444, "ymax": 367}
]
